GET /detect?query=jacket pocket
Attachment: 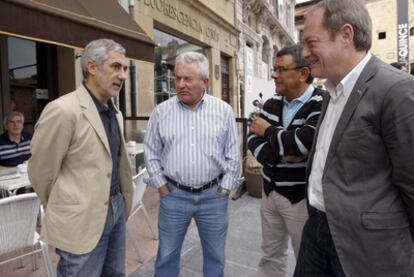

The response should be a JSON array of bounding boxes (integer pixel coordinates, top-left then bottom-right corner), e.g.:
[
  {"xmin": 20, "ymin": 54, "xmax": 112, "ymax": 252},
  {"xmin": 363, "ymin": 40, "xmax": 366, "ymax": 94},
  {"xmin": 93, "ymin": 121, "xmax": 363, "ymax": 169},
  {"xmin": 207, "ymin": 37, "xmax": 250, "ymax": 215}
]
[{"xmin": 361, "ymin": 211, "xmax": 409, "ymax": 230}]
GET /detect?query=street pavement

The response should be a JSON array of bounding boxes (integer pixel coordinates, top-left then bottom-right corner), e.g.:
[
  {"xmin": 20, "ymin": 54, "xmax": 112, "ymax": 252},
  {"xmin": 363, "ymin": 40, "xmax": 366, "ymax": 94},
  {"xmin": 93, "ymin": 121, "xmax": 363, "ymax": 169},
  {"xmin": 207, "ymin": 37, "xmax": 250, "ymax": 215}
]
[{"xmin": 131, "ymin": 193, "xmax": 295, "ymax": 277}]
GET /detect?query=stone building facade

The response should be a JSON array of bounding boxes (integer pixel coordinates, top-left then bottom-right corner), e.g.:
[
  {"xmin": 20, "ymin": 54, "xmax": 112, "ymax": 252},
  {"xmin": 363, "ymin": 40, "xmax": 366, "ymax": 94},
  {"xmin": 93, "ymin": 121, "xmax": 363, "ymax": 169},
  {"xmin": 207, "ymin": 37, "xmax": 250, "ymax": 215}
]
[
  {"xmin": 235, "ymin": 0, "xmax": 296, "ymax": 117},
  {"xmin": 0, "ymin": 0, "xmax": 153, "ymax": 132},
  {"xmin": 131, "ymin": 0, "xmax": 240, "ymax": 115},
  {"xmin": 296, "ymin": 0, "xmax": 414, "ymax": 73},
  {"xmin": 367, "ymin": 0, "xmax": 414, "ymax": 72}
]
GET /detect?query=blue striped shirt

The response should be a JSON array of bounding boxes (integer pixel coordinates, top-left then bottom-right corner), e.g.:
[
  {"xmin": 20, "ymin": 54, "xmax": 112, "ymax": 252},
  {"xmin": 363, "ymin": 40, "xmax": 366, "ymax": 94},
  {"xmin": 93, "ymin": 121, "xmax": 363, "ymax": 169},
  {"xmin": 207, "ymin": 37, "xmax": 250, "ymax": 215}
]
[
  {"xmin": 144, "ymin": 93, "xmax": 243, "ymax": 190},
  {"xmin": 0, "ymin": 132, "xmax": 32, "ymax": 167}
]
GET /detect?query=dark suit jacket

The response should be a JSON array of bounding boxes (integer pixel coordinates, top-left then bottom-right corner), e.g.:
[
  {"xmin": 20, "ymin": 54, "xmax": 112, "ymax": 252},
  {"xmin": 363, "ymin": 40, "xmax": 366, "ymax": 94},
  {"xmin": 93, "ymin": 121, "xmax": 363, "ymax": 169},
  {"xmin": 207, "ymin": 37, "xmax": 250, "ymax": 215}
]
[{"xmin": 307, "ymin": 55, "xmax": 414, "ymax": 276}]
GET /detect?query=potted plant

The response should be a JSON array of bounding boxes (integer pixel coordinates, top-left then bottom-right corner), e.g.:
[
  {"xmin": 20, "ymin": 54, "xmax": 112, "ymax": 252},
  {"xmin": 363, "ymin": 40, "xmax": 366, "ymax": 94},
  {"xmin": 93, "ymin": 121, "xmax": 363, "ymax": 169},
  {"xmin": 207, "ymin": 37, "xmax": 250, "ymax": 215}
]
[{"xmin": 243, "ymin": 151, "xmax": 263, "ymax": 198}]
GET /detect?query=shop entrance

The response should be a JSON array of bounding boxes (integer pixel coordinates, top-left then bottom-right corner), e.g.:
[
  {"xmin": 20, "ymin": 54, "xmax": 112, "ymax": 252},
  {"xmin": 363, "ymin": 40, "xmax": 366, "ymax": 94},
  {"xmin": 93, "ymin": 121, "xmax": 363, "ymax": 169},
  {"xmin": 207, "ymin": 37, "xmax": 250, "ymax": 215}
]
[{"xmin": 0, "ymin": 35, "xmax": 58, "ymax": 132}]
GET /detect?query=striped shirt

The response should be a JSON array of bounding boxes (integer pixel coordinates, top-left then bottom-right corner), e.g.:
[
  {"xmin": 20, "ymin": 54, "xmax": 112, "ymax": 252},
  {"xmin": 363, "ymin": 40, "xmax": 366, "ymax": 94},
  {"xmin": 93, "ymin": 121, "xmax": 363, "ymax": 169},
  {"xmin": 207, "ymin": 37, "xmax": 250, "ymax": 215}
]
[
  {"xmin": 144, "ymin": 93, "xmax": 243, "ymax": 190},
  {"xmin": 247, "ymin": 87, "xmax": 324, "ymax": 203},
  {"xmin": 0, "ymin": 131, "xmax": 32, "ymax": 167}
]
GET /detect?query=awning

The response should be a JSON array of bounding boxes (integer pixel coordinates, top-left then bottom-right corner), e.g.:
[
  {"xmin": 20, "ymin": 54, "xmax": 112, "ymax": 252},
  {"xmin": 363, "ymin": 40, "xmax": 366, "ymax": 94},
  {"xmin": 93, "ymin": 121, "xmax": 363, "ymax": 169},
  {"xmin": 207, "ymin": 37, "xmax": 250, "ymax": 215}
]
[{"xmin": 0, "ymin": 0, "xmax": 154, "ymax": 62}]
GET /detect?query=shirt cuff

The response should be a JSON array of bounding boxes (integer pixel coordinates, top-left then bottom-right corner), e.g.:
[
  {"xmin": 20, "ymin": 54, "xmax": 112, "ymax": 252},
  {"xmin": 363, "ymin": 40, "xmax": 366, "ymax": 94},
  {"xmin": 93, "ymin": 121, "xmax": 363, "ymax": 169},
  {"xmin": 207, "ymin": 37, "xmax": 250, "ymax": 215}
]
[
  {"xmin": 144, "ymin": 174, "xmax": 167, "ymax": 189},
  {"xmin": 219, "ymin": 174, "xmax": 244, "ymax": 190}
]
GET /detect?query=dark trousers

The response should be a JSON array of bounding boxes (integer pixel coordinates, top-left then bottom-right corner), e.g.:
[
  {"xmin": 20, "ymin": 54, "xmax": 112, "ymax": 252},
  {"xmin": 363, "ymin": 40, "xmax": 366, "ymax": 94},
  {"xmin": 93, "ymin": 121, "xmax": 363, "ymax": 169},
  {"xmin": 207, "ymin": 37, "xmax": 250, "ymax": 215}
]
[{"xmin": 294, "ymin": 205, "xmax": 346, "ymax": 277}]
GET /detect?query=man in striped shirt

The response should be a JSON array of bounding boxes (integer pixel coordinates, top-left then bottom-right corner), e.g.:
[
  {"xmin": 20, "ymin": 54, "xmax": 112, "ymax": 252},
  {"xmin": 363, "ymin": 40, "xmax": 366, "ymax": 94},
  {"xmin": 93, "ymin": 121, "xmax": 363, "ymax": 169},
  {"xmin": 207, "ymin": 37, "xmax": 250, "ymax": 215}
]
[
  {"xmin": 248, "ymin": 44, "xmax": 324, "ymax": 277},
  {"xmin": 0, "ymin": 111, "xmax": 31, "ymax": 167},
  {"xmin": 144, "ymin": 51, "xmax": 243, "ymax": 277}
]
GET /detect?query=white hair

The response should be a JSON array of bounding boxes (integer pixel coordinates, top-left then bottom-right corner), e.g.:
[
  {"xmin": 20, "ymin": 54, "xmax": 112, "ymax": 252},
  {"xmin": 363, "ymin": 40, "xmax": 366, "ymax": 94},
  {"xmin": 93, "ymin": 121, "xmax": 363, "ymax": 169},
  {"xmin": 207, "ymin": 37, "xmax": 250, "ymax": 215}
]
[{"xmin": 175, "ymin": 52, "xmax": 209, "ymax": 79}]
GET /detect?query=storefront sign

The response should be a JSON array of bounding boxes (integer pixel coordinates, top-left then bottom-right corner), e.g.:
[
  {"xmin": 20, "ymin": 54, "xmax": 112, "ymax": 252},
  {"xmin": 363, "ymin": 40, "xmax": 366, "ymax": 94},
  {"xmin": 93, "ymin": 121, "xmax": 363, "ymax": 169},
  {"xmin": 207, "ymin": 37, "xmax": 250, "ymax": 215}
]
[
  {"xmin": 35, "ymin": 89, "xmax": 49, "ymax": 99},
  {"xmin": 397, "ymin": 0, "xmax": 409, "ymax": 72},
  {"xmin": 140, "ymin": 0, "xmax": 220, "ymax": 42}
]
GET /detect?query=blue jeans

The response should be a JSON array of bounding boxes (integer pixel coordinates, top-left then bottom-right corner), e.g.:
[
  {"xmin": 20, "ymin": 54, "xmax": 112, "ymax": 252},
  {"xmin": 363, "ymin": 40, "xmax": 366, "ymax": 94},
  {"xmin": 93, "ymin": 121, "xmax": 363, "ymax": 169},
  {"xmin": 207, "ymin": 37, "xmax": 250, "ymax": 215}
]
[
  {"xmin": 56, "ymin": 192, "xmax": 126, "ymax": 277},
  {"xmin": 155, "ymin": 184, "xmax": 229, "ymax": 277},
  {"xmin": 294, "ymin": 206, "xmax": 345, "ymax": 277}
]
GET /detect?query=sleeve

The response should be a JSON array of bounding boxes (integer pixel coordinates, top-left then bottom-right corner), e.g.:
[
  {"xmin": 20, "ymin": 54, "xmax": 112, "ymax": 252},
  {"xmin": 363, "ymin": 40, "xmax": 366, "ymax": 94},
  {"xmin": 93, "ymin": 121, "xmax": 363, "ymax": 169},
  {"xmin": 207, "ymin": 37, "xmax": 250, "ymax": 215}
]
[
  {"xmin": 220, "ymin": 108, "xmax": 243, "ymax": 190},
  {"xmin": 143, "ymin": 108, "xmax": 168, "ymax": 188},
  {"xmin": 247, "ymin": 132, "xmax": 279, "ymax": 165},
  {"xmin": 382, "ymin": 79, "xmax": 414, "ymax": 232},
  {"xmin": 27, "ymin": 101, "xmax": 74, "ymax": 207},
  {"xmin": 263, "ymin": 98, "xmax": 322, "ymax": 157},
  {"xmin": 247, "ymin": 100, "xmax": 284, "ymax": 165}
]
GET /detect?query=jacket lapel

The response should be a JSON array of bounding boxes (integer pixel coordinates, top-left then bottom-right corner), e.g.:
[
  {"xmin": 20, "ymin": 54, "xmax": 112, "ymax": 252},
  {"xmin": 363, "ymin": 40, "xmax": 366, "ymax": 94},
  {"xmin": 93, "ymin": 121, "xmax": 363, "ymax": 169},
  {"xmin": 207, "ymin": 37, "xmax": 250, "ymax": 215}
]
[
  {"xmin": 306, "ymin": 90, "xmax": 330, "ymax": 178},
  {"xmin": 324, "ymin": 56, "xmax": 378, "ymax": 169},
  {"xmin": 76, "ymin": 86, "xmax": 111, "ymax": 155}
]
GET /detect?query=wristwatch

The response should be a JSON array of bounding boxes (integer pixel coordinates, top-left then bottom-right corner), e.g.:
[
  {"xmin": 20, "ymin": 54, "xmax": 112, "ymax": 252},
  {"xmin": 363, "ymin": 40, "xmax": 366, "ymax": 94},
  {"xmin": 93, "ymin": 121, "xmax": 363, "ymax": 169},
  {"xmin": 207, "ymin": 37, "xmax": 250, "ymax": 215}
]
[{"xmin": 217, "ymin": 186, "xmax": 231, "ymax": 196}]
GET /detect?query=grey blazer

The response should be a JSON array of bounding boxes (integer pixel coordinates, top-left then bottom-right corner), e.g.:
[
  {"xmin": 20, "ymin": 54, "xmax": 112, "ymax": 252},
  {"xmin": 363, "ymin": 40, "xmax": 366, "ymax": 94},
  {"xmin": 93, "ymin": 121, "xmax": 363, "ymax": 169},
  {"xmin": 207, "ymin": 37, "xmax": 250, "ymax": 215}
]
[{"xmin": 307, "ymin": 55, "xmax": 414, "ymax": 277}]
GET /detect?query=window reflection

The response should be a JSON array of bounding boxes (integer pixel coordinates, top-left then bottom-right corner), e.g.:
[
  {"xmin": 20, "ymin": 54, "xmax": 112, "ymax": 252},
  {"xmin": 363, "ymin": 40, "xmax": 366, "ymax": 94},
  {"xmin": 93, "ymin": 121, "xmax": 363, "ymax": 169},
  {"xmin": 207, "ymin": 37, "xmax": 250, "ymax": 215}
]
[
  {"xmin": 8, "ymin": 38, "xmax": 37, "ymax": 80},
  {"xmin": 7, "ymin": 37, "xmax": 37, "ymax": 127},
  {"xmin": 6, "ymin": 36, "xmax": 56, "ymax": 131},
  {"xmin": 153, "ymin": 29, "xmax": 205, "ymax": 105}
]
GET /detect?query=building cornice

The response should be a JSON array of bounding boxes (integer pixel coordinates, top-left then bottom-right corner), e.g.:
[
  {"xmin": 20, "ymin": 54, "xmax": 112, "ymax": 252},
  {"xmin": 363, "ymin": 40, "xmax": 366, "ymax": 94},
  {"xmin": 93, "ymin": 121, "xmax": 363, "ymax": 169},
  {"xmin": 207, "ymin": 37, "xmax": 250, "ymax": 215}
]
[
  {"xmin": 183, "ymin": 0, "xmax": 240, "ymax": 36},
  {"xmin": 243, "ymin": 0, "xmax": 294, "ymax": 45},
  {"xmin": 237, "ymin": 19, "xmax": 261, "ymax": 44}
]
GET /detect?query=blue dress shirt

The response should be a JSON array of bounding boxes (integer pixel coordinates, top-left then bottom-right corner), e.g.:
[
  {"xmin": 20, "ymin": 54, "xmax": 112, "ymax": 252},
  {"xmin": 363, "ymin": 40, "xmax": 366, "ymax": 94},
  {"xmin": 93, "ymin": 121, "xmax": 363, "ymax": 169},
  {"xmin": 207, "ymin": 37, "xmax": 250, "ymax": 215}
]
[{"xmin": 282, "ymin": 85, "xmax": 315, "ymax": 128}]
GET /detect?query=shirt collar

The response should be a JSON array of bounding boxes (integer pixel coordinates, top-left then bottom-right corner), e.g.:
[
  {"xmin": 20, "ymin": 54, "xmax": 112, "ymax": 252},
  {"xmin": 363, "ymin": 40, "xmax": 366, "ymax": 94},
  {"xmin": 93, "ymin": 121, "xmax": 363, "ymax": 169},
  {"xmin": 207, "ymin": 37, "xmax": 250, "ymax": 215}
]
[
  {"xmin": 325, "ymin": 52, "xmax": 372, "ymax": 100},
  {"xmin": 6, "ymin": 132, "xmax": 25, "ymax": 143},
  {"xmin": 83, "ymin": 82, "xmax": 118, "ymax": 114},
  {"xmin": 283, "ymin": 84, "xmax": 315, "ymax": 105},
  {"xmin": 176, "ymin": 90, "xmax": 207, "ymax": 109}
]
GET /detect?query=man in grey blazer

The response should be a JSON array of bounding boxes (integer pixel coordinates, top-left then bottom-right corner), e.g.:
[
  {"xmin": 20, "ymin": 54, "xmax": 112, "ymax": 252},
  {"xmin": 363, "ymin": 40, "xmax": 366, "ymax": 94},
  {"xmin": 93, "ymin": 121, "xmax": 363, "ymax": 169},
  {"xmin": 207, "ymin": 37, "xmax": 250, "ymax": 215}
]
[
  {"xmin": 294, "ymin": 0, "xmax": 414, "ymax": 276},
  {"xmin": 29, "ymin": 39, "xmax": 133, "ymax": 276}
]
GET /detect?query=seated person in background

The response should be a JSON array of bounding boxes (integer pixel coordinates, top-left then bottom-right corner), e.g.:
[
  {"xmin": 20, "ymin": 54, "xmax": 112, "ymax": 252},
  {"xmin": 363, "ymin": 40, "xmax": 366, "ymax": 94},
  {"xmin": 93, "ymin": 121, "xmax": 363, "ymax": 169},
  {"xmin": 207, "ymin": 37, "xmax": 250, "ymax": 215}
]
[{"xmin": 0, "ymin": 111, "xmax": 32, "ymax": 167}]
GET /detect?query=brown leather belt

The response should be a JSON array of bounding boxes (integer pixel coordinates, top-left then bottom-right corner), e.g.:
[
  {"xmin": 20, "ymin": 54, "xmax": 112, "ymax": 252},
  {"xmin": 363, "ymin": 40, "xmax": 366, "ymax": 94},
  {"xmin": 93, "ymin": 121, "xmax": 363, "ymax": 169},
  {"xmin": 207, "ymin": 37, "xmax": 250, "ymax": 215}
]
[
  {"xmin": 166, "ymin": 174, "xmax": 223, "ymax": 193},
  {"xmin": 109, "ymin": 186, "xmax": 121, "ymax": 197}
]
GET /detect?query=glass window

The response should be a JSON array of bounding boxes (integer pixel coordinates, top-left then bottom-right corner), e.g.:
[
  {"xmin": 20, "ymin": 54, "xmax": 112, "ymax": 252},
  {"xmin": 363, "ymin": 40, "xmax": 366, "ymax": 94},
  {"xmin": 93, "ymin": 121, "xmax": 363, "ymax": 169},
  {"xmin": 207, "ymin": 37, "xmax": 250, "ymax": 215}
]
[
  {"xmin": 6, "ymin": 36, "xmax": 57, "ymax": 131},
  {"xmin": 221, "ymin": 56, "xmax": 230, "ymax": 103},
  {"xmin": 8, "ymin": 37, "xmax": 38, "ymax": 130},
  {"xmin": 273, "ymin": 0, "xmax": 279, "ymax": 19},
  {"xmin": 153, "ymin": 29, "xmax": 205, "ymax": 105},
  {"xmin": 378, "ymin": 32, "xmax": 386, "ymax": 40},
  {"xmin": 8, "ymin": 38, "xmax": 37, "ymax": 80}
]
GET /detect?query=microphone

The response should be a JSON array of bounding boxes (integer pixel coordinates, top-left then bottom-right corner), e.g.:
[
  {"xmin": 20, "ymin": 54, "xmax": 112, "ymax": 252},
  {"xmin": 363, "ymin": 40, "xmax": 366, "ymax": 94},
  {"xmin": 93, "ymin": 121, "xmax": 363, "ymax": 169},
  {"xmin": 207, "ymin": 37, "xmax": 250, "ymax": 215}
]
[
  {"xmin": 248, "ymin": 93, "xmax": 264, "ymax": 126},
  {"xmin": 252, "ymin": 99, "xmax": 263, "ymax": 109}
]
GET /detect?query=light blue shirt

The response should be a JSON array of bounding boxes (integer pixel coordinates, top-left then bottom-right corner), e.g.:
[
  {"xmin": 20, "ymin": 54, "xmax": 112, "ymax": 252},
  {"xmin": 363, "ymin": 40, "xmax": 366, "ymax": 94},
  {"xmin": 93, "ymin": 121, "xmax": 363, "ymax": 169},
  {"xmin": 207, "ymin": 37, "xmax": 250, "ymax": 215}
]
[
  {"xmin": 144, "ymin": 93, "xmax": 243, "ymax": 190},
  {"xmin": 282, "ymin": 85, "xmax": 315, "ymax": 128}
]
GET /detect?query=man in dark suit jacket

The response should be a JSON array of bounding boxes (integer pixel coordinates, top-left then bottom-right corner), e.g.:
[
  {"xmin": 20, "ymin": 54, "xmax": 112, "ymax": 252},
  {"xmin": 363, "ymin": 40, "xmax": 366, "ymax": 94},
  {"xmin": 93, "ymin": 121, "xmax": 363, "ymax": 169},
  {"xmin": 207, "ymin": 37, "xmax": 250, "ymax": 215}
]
[{"xmin": 294, "ymin": 0, "xmax": 414, "ymax": 276}]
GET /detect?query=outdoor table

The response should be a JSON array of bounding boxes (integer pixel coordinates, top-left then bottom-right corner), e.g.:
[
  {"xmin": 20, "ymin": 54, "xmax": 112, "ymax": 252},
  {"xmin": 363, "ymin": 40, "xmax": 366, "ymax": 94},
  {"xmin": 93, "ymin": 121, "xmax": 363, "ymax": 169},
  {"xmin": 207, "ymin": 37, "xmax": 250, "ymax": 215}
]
[{"xmin": 0, "ymin": 167, "xmax": 31, "ymax": 197}]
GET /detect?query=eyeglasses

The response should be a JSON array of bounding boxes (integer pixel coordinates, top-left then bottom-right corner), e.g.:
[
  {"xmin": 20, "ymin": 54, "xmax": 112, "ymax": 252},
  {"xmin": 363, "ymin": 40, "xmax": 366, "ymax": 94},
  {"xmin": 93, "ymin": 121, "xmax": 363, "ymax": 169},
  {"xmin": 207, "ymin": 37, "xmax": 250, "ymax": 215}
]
[{"xmin": 272, "ymin": 66, "xmax": 304, "ymax": 74}]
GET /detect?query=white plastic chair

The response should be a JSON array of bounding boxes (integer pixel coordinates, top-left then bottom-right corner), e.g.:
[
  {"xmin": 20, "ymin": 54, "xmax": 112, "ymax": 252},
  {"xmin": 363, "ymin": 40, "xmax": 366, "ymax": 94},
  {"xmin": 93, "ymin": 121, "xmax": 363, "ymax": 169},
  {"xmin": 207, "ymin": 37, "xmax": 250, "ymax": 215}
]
[
  {"xmin": 0, "ymin": 193, "xmax": 55, "ymax": 277},
  {"xmin": 127, "ymin": 168, "xmax": 158, "ymax": 262}
]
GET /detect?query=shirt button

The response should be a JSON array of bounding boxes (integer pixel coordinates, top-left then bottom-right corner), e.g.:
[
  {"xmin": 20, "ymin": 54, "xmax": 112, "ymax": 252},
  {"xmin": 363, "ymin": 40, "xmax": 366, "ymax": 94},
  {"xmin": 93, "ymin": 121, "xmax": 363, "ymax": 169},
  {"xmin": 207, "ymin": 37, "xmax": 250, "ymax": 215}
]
[
  {"xmin": 104, "ymin": 201, "xmax": 108, "ymax": 205},
  {"xmin": 107, "ymin": 173, "xmax": 111, "ymax": 178}
]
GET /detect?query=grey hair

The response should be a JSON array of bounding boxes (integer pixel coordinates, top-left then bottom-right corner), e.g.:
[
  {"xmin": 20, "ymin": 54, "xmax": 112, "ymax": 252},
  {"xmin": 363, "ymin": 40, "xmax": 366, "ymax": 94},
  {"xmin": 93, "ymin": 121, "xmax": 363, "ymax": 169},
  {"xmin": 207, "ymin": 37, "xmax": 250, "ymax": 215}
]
[
  {"xmin": 308, "ymin": 0, "xmax": 372, "ymax": 51},
  {"xmin": 3, "ymin": 111, "xmax": 24, "ymax": 127},
  {"xmin": 175, "ymin": 52, "xmax": 209, "ymax": 79},
  {"xmin": 81, "ymin": 39, "xmax": 126, "ymax": 79}
]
